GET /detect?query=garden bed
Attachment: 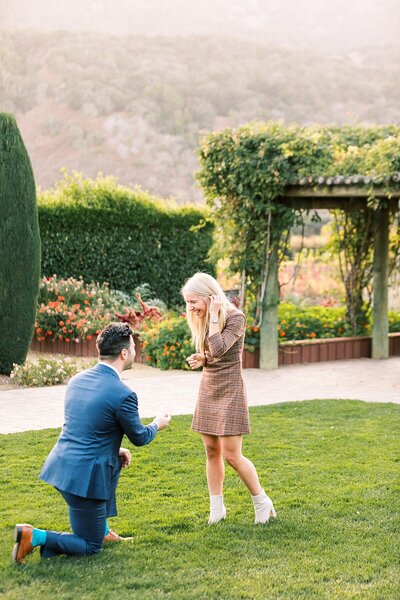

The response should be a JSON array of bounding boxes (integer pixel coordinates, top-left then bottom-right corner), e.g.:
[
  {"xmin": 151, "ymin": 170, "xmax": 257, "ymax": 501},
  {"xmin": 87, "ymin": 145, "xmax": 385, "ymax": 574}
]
[
  {"xmin": 243, "ymin": 332, "xmax": 400, "ymax": 367},
  {"xmin": 31, "ymin": 332, "xmax": 400, "ymax": 368}
]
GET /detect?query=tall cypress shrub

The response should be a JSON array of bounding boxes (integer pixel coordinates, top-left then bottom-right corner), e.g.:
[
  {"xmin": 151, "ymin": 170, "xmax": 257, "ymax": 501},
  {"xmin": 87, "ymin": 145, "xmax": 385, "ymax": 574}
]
[{"xmin": 0, "ymin": 113, "xmax": 41, "ymax": 374}]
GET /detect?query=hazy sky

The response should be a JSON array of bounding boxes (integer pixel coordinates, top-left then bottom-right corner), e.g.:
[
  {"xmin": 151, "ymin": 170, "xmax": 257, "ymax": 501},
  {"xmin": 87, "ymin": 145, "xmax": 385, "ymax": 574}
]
[{"xmin": 2, "ymin": 0, "xmax": 399, "ymax": 54}]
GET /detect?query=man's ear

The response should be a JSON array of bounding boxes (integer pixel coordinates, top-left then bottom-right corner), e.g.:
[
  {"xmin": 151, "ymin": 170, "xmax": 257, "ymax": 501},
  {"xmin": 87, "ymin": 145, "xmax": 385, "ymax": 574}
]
[{"xmin": 120, "ymin": 348, "xmax": 128, "ymax": 360}]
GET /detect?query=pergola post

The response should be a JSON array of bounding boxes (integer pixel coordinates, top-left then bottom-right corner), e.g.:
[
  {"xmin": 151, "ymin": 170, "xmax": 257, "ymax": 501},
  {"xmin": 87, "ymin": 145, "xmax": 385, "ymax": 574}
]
[
  {"xmin": 260, "ymin": 248, "xmax": 279, "ymax": 369},
  {"xmin": 372, "ymin": 207, "xmax": 389, "ymax": 359}
]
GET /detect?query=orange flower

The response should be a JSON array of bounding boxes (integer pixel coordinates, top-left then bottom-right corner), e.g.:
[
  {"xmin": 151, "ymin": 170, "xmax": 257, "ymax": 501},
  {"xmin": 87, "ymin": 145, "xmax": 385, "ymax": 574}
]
[
  {"xmin": 65, "ymin": 338, "xmax": 70, "ymax": 342},
  {"xmin": 58, "ymin": 295, "xmax": 65, "ymax": 301},
  {"xmin": 59, "ymin": 320, "xmax": 64, "ymax": 326},
  {"xmin": 170, "ymin": 345, "xmax": 175, "ymax": 351},
  {"xmin": 252, "ymin": 326, "xmax": 259, "ymax": 333},
  {"xmin": 310, "ymin": 332, "xmax": 316, "ymax": 338},
  {"xmin": 87, "ymin": 335, "xmax": 93, "ymax": 341},
  {"xmin": 280, "ymin": 331, "xmax": 286, "ymax": 337}
]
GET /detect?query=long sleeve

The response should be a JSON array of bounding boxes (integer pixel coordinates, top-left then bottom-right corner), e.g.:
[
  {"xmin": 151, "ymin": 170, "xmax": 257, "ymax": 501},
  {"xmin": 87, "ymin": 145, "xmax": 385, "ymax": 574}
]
[
  {"xmin": 116, "ymin": 392, "xmax": 158, "ymax": 446},
  {"xmin": 207, "ymin": 312, "xmax": 246, "ymax": 358}
]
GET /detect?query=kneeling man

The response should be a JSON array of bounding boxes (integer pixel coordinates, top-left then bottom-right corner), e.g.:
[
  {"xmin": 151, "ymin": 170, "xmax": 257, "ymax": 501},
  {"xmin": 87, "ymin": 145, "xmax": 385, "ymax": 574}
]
[{"xmin": 13, "ymin": 322, "xmax": 170, "ymax": 563}]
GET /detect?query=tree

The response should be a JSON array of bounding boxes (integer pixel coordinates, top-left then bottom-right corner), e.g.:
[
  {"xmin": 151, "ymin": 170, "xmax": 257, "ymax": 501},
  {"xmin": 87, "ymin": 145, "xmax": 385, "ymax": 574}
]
[{"xmin": 0, "ymin": 113, "xmax": 41, "ymax": 374}]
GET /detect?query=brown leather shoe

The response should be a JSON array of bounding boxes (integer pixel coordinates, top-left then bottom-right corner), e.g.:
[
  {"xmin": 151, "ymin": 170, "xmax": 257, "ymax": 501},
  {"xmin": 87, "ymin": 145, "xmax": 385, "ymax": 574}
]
[
  {"xmin": 12, "ymin": 524, "xmax": 34, "ymax": 564},
  {"xmin": 104, "ymin": 528, "xmax": 133, "ymax": 542}
]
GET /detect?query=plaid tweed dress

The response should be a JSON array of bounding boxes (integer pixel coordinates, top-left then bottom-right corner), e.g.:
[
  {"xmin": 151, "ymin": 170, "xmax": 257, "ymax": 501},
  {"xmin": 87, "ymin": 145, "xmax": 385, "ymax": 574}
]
[{"xmin": 191, "ymin": 310, "xmax": 251, "ymax": 436}]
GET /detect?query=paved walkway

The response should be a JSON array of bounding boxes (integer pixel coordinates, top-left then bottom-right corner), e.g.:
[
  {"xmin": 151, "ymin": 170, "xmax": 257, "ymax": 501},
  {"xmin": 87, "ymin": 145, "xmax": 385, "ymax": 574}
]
[{"xmin": 0, "ymin": 357, "xmax": 399, "ymax": 434}]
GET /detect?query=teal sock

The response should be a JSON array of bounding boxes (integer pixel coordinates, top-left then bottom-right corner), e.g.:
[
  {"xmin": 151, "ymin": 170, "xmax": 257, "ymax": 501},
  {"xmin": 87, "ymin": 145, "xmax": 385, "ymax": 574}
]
[
  {"xmin": 31, "ymin": 528, "xmax": 47, "ymax": 547},
  {"xmin": 104, "ymin": 520, "xmax": 109, "ymax": 536}
]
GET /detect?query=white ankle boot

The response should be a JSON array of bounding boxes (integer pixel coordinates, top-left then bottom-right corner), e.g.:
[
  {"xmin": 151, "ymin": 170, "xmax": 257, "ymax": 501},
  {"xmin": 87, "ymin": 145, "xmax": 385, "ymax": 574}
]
[
  {"xmin": 208, "ymin": 495, "xmax": 227, "ymax": 524},
  {"xmin": 252, "ymin": 489, "xmax": 277, "ymax": 524}
]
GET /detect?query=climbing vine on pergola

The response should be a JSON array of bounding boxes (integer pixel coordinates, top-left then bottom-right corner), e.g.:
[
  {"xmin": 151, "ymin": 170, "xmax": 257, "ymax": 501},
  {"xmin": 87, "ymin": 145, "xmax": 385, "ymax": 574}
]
[{"xmin": 197, "ymin": 122, "xmax": 400, "ymax": 368}]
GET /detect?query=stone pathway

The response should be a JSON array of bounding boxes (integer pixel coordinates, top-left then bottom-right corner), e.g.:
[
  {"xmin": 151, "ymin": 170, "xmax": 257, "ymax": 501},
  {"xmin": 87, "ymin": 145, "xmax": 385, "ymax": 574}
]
[{"xmin": 0, "ymin": 357, "xmax": 399, "ymax": 434}]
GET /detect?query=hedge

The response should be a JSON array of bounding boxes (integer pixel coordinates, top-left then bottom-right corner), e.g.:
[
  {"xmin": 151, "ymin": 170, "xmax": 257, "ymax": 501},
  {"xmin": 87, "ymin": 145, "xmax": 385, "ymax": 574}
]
[{"xmin": 38, "ymin": 172, "xmax": 215, "ymax": 306}]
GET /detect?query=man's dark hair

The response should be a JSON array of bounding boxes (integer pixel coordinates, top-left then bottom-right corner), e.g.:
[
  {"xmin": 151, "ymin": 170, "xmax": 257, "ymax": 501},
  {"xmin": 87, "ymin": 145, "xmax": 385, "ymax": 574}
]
[{"xmin": 97, "ymin": 322, "xmax": 134, "ymax": 358}]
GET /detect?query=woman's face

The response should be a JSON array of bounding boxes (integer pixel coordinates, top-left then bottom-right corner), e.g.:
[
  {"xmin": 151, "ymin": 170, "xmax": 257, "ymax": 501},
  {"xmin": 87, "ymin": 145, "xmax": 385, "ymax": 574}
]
[{"xmin": 184, "ymin": 293, "xmax": 208, "ymax": 318}]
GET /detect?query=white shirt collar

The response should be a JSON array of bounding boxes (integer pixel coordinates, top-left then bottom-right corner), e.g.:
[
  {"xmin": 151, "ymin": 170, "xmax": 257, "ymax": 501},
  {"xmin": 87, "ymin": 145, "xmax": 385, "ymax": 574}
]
[{"xmin": 98, "ymin": 361, "xmax": 122, "ymax": 380}]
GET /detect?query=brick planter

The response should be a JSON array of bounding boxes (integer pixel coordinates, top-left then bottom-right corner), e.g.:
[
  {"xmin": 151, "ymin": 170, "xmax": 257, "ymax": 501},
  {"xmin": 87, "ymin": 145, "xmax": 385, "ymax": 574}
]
[
  {"xmin": 31, "ymin": 334, "xmax": 144, "ymax": 363},
  {"xmin": 243, "ymin": 333, "xmax": 400, "ymax": 368}
]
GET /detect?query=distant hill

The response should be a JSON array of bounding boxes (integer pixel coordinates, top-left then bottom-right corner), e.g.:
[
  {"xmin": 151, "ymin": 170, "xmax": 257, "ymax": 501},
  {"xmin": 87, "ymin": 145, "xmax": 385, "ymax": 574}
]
[
  {"xmin": 1, "ymin": 31, "xmax": 399, "ymax": 202},
  {"xmin": 2, "ymin": 0, "xmax": 400, "ymax": 54}
]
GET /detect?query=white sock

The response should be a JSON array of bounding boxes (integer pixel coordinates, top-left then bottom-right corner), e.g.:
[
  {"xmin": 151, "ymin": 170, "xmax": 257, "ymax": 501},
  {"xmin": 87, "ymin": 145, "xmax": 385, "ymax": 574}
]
[
  {"xmin": 208, "ymin": 494, "xmax": 227, "ymax": 524},
  {"xmin": 252, "ymin": 489, "xmax": 277, "ymax": 524}
]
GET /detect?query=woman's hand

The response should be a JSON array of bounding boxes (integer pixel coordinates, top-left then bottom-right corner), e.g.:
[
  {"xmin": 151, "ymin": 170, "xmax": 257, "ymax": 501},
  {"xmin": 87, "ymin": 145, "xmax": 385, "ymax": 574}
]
[
  {"xmin": 186, "ymin": 353, "xmax": 205, "ymax": 370},
  {"xmin": 209, "ymin": 294, "xmax": 223, "ymax": 317}
]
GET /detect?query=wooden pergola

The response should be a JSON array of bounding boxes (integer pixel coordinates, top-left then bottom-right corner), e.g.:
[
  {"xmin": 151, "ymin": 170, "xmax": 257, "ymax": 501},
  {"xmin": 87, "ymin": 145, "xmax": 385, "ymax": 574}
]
[{"xmin": 260, "ymin": 175, "xmax": 400, "ymax": 369}]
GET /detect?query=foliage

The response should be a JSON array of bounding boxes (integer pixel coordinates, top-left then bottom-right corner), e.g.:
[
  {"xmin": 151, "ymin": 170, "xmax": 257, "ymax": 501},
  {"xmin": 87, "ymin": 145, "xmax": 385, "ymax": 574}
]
[
  {"xmin": 0, "ymin": 113, "xmax": 41, "ymax": 374},
  {"xmin": 0, "ymin": 401, "xmax": 399, "ymax": 598},
  {"xmin": 10, "ymin": 357, "xmax": 79, "ymax": 386},
  {"xmin": 38, "ymin": 172, "xmax": 215, "ymax": 306},
  {"xmin": 115, "ymin": 293, "xmax": 164, "ymax": 330},
  {"xmin": 140, "ymin": 316, "xmax": 194, "ymax": 370},
  {"xmin": 388, "ymin": 311, "xmax": 400, "ymax": 333},
  {"xmin": 245, "ymin": 304, "xmax": 352, "ymax": 350},
  {"xmin": 198, "ymin": 122, "xmax": 400, "ymax": 328}
]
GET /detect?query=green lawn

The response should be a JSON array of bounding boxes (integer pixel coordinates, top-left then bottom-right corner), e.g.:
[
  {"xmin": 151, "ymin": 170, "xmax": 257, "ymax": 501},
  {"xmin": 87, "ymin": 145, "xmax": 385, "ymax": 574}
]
[{"xmin": 0, "ymin": 400, "xmax": 399, "ymax": 599}]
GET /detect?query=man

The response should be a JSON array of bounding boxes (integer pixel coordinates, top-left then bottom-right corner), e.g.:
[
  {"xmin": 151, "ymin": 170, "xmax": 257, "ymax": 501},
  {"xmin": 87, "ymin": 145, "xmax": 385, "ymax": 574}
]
[{"xmin": 12, "ymin": 322, "xmax": 171, "ymax": 563}]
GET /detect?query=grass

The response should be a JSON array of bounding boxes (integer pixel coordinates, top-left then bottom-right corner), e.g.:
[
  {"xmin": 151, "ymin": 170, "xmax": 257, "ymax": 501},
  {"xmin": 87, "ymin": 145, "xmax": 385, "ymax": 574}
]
[{"xmin": 0, "ymin": 400, "xmax": 399, "ymax": 599}]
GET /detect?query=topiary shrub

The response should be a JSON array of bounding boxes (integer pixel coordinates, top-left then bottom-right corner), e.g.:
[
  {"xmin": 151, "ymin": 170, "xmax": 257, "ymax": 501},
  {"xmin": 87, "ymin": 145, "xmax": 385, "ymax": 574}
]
[{"xmin": 0, "ymin": 113, "xmax": 41, "ymax": 374}]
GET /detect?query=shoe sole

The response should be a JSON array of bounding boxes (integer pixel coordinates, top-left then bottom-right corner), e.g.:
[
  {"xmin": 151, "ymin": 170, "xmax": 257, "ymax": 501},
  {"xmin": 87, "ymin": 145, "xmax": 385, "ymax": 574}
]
[{"xmin": 12, "ymin": 525, "xmax": 23, "ymax": 563}]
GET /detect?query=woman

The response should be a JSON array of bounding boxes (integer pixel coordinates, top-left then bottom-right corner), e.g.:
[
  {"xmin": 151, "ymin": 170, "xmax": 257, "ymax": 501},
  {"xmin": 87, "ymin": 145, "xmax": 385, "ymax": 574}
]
[{"xmin": 181, "ymin": 272, "xmax": 276, "ymax": 524}]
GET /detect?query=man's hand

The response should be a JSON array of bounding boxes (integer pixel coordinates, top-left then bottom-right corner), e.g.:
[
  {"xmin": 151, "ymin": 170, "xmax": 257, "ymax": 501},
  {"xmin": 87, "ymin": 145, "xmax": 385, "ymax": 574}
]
[
  {"xmin": 186, "ymin": 353, "xmax": 204, "ymax": 370},
  {"xmin": 153, "ymin": 414, "xmax": 171, "ymax": 431},
  {"xmin": 119, "ymin": 447, "xmax": 132, "ymax": 468}
]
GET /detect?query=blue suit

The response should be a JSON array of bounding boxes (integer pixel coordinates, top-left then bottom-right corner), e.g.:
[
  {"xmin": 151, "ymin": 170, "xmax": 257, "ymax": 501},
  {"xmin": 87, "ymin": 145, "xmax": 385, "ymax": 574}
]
[{"xmin": 38, "ymin": 363, "xmax": 158, "ymax": 557}]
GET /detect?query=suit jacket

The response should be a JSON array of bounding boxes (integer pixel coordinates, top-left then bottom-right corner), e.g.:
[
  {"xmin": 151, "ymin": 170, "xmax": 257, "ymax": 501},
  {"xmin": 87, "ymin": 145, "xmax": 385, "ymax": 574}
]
[{"xmin": 39, "ymin": 363, "xmax": 158, "ymax": 500}]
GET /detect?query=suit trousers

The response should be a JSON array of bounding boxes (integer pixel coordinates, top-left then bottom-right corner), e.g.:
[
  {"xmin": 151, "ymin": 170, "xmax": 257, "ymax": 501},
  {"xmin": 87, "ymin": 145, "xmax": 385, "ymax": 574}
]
[{"xmin": 40, "ymin": 467, "xmax": 121, "ymax": 558}]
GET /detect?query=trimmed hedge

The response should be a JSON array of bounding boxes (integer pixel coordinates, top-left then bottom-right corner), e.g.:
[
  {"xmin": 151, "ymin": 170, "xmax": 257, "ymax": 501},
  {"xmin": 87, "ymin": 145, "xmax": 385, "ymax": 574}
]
[
  {"xmin": 38, "ymin": 172, "xmax": 215, "ymax": 306},
  {"xmin": 0, "ymin": 113, "xmax": 41, "ymax": 374}
]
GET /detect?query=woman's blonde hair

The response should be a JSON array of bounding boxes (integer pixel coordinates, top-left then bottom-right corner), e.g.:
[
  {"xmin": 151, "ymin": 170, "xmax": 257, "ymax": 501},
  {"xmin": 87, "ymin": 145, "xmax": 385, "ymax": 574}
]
[{"xmin": 181, "ymin": 272, "xmax": 234, "ymax": 354}]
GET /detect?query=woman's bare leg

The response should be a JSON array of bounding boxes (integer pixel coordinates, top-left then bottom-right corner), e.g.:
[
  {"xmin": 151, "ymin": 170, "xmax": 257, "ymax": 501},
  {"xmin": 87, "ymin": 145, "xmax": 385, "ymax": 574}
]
[
  {"xmin": 220, "ymin": 435, "xmax": 262, "ymax": 495},
  {"xmin": 221, "ymin": 435, "xmax": 276, "ymax": 522},
  {"xmin": 200, "ymin": 433, "xmax": 224, "ymax": 495}
]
